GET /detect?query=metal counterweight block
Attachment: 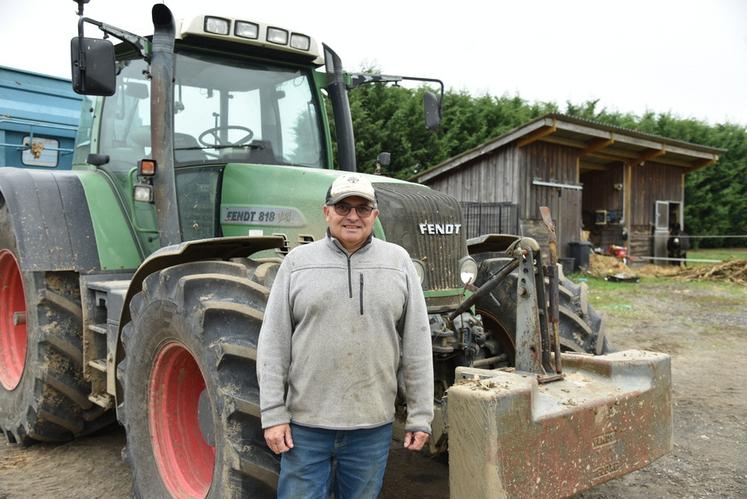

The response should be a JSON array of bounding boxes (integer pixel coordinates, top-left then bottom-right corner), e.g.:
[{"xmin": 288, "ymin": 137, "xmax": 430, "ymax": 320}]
[{"xmin": 448, "ymin": 350, "xmax": 672, "ymax": 499}]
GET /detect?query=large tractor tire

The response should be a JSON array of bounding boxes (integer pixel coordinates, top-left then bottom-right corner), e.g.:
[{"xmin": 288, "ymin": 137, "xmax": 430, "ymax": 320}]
[
  {"xmin": 0, "ymin": 205, "xmax": 110, "ymax": 444},
  {"xmin": 474, "ymin": 257, "xmax": 609, "ymax": 366},
  {"xmin": 119, "ymin": 260, "xmax": 280, "ymax": 498}
]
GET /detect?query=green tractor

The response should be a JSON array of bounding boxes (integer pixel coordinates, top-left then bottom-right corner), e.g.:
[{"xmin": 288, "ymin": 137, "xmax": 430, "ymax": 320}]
[{"xmin": 0, "ymin": 3, "xmax": 671, "ymax": 497}]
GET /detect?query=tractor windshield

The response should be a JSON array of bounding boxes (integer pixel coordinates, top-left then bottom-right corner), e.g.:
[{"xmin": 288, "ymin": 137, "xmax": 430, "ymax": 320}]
[
  {"xmin": 173, "ymin": 52, "xmax": 325, "ymax": 168},
  {"xmin": 94, "ymin": 53, "xmax": 325, "ymax": 173}
]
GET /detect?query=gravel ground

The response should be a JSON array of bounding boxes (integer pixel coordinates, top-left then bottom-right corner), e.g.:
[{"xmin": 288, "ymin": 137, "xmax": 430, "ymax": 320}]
[{"xmin": 1, "ymin": 279, "xmax": 745, "ymax": 498}]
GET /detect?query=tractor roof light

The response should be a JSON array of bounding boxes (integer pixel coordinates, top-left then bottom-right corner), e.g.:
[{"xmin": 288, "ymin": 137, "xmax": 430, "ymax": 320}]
[
  {"xmin": 235, "ymin": 21, "xmax": 259, "ymax": 39},
  {"xmin": 180, "ymin": 16, "xmax": 323, "ymax": 62},
  {"xmin": 266, "ymin": 27, "xmax": 289, "ymax": 45},
  {"xmin": 290, "ymin": 33, "xmax": 311, "ymax": 51},
  {"xmin": 204, "ymin": 16, "xmax": 230, "ymax": 35}
]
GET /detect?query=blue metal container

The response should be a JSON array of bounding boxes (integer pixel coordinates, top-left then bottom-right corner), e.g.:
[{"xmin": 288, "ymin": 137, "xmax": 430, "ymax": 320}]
[{"xmin": 0, "ymin": 66, "xmax": 82, "ymax": 170}]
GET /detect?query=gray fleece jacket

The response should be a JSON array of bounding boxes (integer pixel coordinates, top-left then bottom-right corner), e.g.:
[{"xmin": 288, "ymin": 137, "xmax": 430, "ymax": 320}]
[{"xmin": 257, "ymin": 234, "xmax": 434, "ymax": 433}]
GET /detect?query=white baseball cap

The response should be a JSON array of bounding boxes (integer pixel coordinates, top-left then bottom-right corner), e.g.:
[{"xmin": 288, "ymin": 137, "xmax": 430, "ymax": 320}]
[{"xmin": 325, "ymin": 173, "xmax": 377, "ymax": 205}]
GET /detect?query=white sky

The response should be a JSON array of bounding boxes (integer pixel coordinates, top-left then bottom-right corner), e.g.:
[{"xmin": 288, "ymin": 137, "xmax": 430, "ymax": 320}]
[{"xmin": 1, "ymin": 0, "xmax": 745, "ymax": 126}]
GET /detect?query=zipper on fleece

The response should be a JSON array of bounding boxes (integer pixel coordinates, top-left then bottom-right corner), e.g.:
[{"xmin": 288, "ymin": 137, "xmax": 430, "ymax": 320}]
[
  {"xmin": 346, "ymin": 255, "xmax": 352, "ymax": 298},
  {"xmin": 330, "ymin": 236, "xmax": 367, "ymax": 305},
  {"xmin": 359, "ymin": 273, "xmax": 364, "ymax": 315}
]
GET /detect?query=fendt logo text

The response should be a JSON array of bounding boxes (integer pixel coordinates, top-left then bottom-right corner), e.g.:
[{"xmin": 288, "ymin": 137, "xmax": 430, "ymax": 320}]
[{"xmin": 418, "ymin": 223, "xmax": 462, "ymax": 235}]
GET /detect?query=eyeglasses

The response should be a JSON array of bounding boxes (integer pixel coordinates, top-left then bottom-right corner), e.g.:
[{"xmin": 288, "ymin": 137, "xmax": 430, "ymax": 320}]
[{"xmin": 332, "ymin": 202, "xmax": 375, "ymax": 217}]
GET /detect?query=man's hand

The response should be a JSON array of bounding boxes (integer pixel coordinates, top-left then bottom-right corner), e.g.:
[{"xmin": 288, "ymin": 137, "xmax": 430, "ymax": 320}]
[
  {"xmin": 264, "ymin": 424, "xmax": 294, "ymax": 454},
  {"xmin": 403, "ymin": 431, "xmax": 429, "ymax": 451}
]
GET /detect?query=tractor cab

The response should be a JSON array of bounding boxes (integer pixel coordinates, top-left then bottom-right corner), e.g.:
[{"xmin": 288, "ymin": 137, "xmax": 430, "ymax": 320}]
[{"xmin": 72, "ymin": 13, "xmax": 336, "ymax": 255}]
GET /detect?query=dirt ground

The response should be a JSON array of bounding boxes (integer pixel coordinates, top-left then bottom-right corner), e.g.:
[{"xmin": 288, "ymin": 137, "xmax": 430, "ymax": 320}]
[{"xmin": 1, "ymin": 279, "xmax": 746, "ymax": 498}]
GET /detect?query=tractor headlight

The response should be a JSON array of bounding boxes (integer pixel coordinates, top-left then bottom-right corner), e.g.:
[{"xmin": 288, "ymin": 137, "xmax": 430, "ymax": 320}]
[
  {"xmin": 459, "ymin": 257, "xmax": 478, "ymax": 285},
  {"xmin": 411, "ymin": 259, "xmax": 426, "ymax": 285},
  {"xmin": 133, "ymin": 184, "xmax": 154, "ymax": 203}
]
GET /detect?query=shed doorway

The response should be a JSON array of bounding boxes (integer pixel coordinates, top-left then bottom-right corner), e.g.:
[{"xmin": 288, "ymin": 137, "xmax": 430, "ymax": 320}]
[
  {"xmin": 653, "ymin": 200, "xmax": 682, "ymax": 260},
  {"xmin": 580, "ymin": 163, "xmax": 625, "ymax": 249}
]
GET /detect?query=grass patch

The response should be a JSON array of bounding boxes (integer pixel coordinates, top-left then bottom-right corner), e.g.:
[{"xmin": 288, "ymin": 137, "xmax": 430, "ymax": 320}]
[
  {"xmin": 568, "ymin": 275, "xmax": 644, "ymax": 313},
  {"xmin": 687, "ymin": 247, "xmax": 747, "ymax": 264},
  {"xmin": 570, "ymin": 273, "xmax": 747, "ymax": 311}
]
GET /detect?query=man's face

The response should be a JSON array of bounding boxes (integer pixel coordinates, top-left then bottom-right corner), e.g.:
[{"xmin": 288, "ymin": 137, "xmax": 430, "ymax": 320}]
[{"xmin": 323, "ymin": 195, "xmax": 379, "ymax": 252}]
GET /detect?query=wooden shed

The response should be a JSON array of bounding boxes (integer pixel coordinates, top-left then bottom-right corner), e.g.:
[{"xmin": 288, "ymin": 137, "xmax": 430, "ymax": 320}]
[{"xmin": 413, "ymin": 114, "xmax": 724, "ymax": 264}]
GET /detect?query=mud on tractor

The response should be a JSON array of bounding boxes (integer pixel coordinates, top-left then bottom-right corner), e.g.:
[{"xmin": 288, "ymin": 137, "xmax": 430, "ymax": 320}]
[{"xmin": 0, "ymin": 2, "xmax": 672, "ymax": 497}]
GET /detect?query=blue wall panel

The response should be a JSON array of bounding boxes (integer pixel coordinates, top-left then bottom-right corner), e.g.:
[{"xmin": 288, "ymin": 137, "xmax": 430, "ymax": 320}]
[{"xmin": 0, "ymin": 66, "xmax": 82, "ymax": 170}]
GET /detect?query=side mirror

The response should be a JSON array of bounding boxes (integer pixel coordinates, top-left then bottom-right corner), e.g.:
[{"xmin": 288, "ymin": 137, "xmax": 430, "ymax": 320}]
[
  {"xmin": 424, "ymin": 91, "xmax": 442, "ymax": 131},
  {"xmin": 374, "ymin": 152, "xmax": 391, "ymax": 175},
  {"xmin": 376, "ymin": 152, "xmax": 391, "ymax": 167},
  {"xmin": 70, "ymin": 37, "xmax": 116, "ymax": 96}
]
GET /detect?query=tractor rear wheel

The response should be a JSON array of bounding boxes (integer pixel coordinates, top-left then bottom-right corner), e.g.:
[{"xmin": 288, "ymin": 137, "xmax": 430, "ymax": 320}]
[
  {"xmin": 0, "ymin": 204, "xmax": 111, "ymax": 444},
  {"xmin": 120, "ymin": 260, "xmax": 279, "ymax": 498}
]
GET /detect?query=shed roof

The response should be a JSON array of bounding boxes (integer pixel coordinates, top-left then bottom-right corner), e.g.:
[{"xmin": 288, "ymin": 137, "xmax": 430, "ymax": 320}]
[{"xmin": 414, "ymin": 113, "xmax": 725, "ymax": 183}]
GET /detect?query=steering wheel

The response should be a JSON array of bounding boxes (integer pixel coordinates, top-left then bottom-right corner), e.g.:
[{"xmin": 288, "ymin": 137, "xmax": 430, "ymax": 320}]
[{"xmin": 198, "ymin": 125, "xmax": 254, "ymax": 148}]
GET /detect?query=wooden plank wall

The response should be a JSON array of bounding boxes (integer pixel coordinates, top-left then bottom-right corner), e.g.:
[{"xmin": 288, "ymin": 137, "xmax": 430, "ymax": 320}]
[
  {"xmin": 518, "ymin": 142, "xmax": 581, "ymax": 257},
  {"xmin": 424, "ymin": 147, "xmax": 520, "ymax": 203},
  {"xmin": 630, "ymin": 162, "xmax": 684, "ymax": 226},
  {"xmin": 629, "ymin": 225, "xmax": 652, "ymax": 257},
  {"xmin": 423, "ymin": 140, "xmax": 689, "ymax": 261}
]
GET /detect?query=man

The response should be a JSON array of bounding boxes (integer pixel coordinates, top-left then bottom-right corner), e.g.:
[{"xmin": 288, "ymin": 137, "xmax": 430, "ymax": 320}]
[{"xmin": 257, "ymin": 173, "xmax": 434, "ymax": 498}]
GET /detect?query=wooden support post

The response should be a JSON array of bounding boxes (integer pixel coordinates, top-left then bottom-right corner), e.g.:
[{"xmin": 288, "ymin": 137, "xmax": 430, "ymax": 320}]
[{"xmin": 624, "ymin": 161, "xmax": 633, "ymax": 253}]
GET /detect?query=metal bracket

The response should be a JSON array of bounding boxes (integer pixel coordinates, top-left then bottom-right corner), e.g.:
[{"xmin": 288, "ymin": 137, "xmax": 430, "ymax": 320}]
[
  {"xmin": 514, "ymin": 248, "xmax": 546, "ymax": 374},
  {"xmin": 78, "ymin": 16, "xmax": 150, "ymax": 60},
  {"xmin": 540, "ymin": 206, "xmax": 563, "ymax": 373}
]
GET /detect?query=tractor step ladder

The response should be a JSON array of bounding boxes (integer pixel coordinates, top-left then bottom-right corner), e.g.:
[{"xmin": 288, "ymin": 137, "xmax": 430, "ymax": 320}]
[{"xmin": 81, "ymin": 277, "xmax": 132, "ymax": 409}]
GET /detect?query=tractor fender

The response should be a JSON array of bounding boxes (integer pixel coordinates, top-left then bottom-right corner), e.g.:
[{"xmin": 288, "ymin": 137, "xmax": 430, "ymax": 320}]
[
  {"xmin": 113, "ymin": 235, "xmax": 285, "ymax": 402},
  {"xmin": 467, "ymin": 234, "xmax": 540, "ymax": 256},
  {"xmin": 0, "ymin": 167, "xmax": 100, "ymax": 272}
]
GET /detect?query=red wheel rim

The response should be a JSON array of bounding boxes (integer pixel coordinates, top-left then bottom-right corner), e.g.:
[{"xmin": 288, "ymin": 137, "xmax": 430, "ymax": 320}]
[
  {"xmin": 0, "ymin": 250, "xmax": 27, "ymax": 390},
  {"xmin": 149, "ymin": 341, "xmax": 215, "ymax": 498}
]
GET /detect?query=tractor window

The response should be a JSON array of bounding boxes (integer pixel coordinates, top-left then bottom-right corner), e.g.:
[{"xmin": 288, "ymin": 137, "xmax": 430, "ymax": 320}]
[
  {"xmin": 277, "ymin": 76, "xmax": 322, "ymax": 166},
  {"xmin": 173, "ymin": 52, "xmax": 325, "ymax": 168},
  {"xmin": 73, "ymin": 95, "xmax": 95, "ymax": 165},
  {"xmin": 98, "ymin": 59, "xmax": 151, "ymax": 175}
]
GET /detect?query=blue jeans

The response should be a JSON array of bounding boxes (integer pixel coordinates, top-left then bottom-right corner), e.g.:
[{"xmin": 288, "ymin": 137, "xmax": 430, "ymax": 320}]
[{"xmin": 278, "ymin": 423, "xmax": 393, "ymax": 499}]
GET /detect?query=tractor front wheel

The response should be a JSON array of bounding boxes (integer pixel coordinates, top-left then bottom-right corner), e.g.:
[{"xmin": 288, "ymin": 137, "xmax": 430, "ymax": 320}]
[{"xmin": 120, "ymin": 260, "xmax": 279, "ymax": 498}]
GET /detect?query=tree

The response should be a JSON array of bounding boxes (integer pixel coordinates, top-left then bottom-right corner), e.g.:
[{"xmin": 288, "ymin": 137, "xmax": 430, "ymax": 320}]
[{"xmin": 341, "ymin": 81, "xmax": 746, "ymax": 245}]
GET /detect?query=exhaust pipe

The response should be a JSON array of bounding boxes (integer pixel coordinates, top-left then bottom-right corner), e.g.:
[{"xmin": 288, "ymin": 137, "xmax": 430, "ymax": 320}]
[
  {"xmin": 150, "ymin": 4, "xmax": 181, "ymax": 247},
  {"xmin": 323, "ymin": 44, "xmax": 356, "ymax": 172}
]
